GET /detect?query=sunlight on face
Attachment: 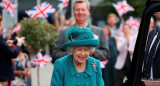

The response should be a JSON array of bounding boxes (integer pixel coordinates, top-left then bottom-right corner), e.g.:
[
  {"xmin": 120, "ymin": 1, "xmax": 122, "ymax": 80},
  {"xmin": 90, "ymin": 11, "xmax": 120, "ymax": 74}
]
[{"xmin": 72, "ymin": 46, "xmax": 90, "ymax": 64}]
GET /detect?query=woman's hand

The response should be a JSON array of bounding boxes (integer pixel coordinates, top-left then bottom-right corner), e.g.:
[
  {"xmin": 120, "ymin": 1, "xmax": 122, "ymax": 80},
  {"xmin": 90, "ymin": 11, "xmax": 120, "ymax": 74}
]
[{"xmin": 7, "ymin": 40, "xmax": 14, "ymax": 46}]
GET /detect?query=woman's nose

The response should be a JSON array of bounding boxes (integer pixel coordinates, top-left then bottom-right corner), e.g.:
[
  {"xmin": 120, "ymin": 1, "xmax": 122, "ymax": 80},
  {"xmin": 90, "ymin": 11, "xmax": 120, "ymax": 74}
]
[{"xmin": 81, "ymin": 50, "xmax": 85, "ymax": 56}]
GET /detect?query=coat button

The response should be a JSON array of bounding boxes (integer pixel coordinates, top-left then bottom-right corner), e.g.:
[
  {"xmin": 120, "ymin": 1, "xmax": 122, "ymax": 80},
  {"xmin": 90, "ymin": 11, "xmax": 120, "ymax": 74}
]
[
  {"xmin": 76, "ymin": 74, "xmax": 79, "ymax": 78},
  {"xmin": 84, "ymin": 74, "xmax": 88, "ymax": 78},
  {"xmin": 76, "ymin": 83, "xmax": 80, "ymax": 86}
]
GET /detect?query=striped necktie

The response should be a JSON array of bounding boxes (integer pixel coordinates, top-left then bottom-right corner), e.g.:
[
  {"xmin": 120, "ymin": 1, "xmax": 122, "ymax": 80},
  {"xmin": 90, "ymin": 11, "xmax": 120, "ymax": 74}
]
[{"xmin": 142, "ymin": 30, "xmax": 160, "ymax": 79}]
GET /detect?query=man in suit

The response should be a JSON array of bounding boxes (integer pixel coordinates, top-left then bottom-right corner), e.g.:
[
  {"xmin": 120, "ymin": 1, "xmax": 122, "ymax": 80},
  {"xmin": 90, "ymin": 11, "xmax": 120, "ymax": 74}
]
[
  {"xmin": 0, "ymin": 15, "xmax": 25, "ymax": 86},
  {"xmin": 51, "ymin": 0, "xmax": 110, "ymax": 63},
  {"xmin": 141, "ymin": 12, "xmax": 160, "ymax": 80}
]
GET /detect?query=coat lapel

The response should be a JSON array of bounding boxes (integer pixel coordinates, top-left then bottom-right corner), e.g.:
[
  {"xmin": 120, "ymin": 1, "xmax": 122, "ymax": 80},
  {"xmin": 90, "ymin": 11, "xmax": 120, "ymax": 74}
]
[
  {"xmin": 84, "ymin": 57, "xmax": 93, "ymax": 77},
  {"xmin": 67, "ymin": 54, "xmax": 78, "ymax": 77}
]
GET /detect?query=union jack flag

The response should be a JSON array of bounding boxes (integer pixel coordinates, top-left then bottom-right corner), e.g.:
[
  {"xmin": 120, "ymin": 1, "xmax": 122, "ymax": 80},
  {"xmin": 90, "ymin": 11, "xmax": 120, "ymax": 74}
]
[
  {"xmin": 59, "ymin": 0, "xmax": 69, "ymax": 8},
  {"xmin": 126, "ymin": 16, "xmax": 140, "ymax": 35},
  {"xmin": 26, "ymin": 2, "xmax": 56, "ymax": 19},
  {"xmin": 100, "ymin": 60, "xmax": 108, "ymax": 69},
  {"xmin": 32, "ymin": 52, "xmax": 52, "ymax": 68},
  {"xmin": 0, "ymin": 0, "xmax": 18, "ymax": 17},
  {"xmin": 113, "ymin": 1, "xmax": 134, "ymax": 17},
  {"xmin": 12, "ymin": 23, "xmax": 21, "ymax": 35}
]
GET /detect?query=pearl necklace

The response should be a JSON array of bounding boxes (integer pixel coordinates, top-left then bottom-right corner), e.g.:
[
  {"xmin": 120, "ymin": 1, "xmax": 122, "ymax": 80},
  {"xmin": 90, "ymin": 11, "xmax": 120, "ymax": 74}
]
[{"xmin": 74, "ymin": 61, "xmax": 86, "ymax": 73}]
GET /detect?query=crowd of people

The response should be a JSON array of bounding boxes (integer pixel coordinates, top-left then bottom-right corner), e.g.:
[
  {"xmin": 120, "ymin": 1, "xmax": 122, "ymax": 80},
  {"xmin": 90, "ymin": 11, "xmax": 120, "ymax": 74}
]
[{"xmin": 1, "ymin": 0, "xmax": 160, "ymax": 86}]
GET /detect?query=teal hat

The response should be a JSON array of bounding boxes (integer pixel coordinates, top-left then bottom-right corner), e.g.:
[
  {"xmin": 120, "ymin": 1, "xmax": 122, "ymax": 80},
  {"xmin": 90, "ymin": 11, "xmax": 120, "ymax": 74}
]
[{"xmin": 62, "ymin": 26, "xmax": 99, "ymax": 48}]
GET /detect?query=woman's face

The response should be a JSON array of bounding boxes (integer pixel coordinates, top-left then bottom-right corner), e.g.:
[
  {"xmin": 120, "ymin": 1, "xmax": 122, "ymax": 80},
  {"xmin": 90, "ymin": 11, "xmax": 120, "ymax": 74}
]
[
  {"xmin": 103, "ymin": 27, "xmax": 110, "ymax": 37},
  {"xmin": 72, "ymin": 46, "xmax": 90, "ymax": 64},
  {"xmin": 123, "ymin": 24, "xmax": 131, "ymax": 35}
]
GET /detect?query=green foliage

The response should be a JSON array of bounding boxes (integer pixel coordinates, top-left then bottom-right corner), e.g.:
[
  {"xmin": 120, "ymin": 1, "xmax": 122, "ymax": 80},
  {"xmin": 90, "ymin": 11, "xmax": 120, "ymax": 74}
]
[
  {"xmin": 19, "ymin": 18, "xmax": 57, "ymax": 54},
  {"xmin": 95, "ymin": 0, "xmax": 146, "ymax": 18}
]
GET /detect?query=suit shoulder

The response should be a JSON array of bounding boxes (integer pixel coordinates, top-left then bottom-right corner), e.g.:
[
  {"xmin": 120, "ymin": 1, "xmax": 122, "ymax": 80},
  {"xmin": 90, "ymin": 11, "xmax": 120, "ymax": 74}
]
[
  {"xmin": 59, "ymin": 25, "xmax": 75, "ymax": 33},
  {"xmin": 90, "ymin": 25, "xmax": 102, "ymax": 30}
]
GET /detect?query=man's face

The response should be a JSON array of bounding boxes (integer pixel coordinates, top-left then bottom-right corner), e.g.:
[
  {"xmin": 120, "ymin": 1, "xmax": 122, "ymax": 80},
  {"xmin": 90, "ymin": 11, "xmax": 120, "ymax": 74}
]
[
  {"xmin": 73, "ymin": 2, "xmax": 89, "ymax": 24},
  {"xmin": 123, "ymin": 25, "xmax": 131, "ymax": 35},
  {"xmin": 107, "ymin": 16, "xmax": 117, "ymax": 26}
]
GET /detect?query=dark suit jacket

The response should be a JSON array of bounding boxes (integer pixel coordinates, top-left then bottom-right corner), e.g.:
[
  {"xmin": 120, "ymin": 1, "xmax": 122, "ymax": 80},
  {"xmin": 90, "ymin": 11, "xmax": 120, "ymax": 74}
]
[
  {"xmin": 144, "ymin": 27, "xmax": 160, "ymax": 79},
  {"xmin": 0, "ymin": 35, "xmax": 21, "ymax": 81},
  {"xmin": 51, "ymin": 24, "xmax": 110, "ymax": 63}
]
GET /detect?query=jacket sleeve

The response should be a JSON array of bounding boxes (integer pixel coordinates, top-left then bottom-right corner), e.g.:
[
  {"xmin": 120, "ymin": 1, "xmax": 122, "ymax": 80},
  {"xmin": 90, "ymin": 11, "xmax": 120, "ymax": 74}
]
[
  {"xmin": 96, "ymin": 60, "xmax": 105, "ymax": 86},
  {"xmin": 50, "ymin": 60, "xmax": 64, "ymax": 86},
  {"xmin": 93, "ymin": 29, "xmax": 110, "ymax": 61},
  {"xmin": 51, "ymin": 29, "xmax": 70, "ymax": 63},
  {"xmin": 0, "ymin": 37, "xmax": 21, "ymax": 58}
]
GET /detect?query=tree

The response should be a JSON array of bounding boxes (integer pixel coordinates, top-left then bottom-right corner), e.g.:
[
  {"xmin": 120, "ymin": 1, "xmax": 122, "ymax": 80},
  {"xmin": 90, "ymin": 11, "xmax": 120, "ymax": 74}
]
[
  {"xmin": 18, "ymin": 18, "xmax": 57, "ymax": 54},
  {"xmin": 94, "ymin": 0, "xmax": 146, "ymax": 19}
]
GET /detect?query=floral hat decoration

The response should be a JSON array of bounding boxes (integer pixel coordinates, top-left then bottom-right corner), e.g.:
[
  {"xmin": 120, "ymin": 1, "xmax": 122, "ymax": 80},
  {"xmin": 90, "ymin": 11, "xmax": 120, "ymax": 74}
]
[{"xmin": 62, "ymin": 25, "xmax": 99, "ymax": 48}]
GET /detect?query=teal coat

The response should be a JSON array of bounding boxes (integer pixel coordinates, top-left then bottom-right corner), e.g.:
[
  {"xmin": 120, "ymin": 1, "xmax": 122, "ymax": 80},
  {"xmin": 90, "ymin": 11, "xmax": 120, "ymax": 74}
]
[{"xmin": 50, "ymin": 54, "xmax": 104, "ymax": 86}]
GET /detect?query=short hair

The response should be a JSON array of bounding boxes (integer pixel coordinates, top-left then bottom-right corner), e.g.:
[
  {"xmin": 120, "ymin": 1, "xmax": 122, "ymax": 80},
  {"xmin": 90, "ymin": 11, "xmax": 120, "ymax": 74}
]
[
  {"xmin": 123, "ymin": 23, "xmax": 131, "ymax": 29},
  {"xmin": 68, "ymin": 46, "xmax": 94, "ymax": 52},
  {"xmin": 0, "ymin": 15, "xmax": 2, "ymax": 23},
  {"xmin": 73, "ymin": 0, "xmax": 90, "ymax": 10},
  {"xmin": 107, "ymin": 13, "xmax": 117, "ymax": 19}
]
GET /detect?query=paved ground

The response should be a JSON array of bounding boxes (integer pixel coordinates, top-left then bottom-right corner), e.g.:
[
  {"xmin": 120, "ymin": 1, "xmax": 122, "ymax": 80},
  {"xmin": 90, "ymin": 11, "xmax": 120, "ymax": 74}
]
[{"xmin": 31, "ymin": 63, "xmax": 54, "ymax": 86}]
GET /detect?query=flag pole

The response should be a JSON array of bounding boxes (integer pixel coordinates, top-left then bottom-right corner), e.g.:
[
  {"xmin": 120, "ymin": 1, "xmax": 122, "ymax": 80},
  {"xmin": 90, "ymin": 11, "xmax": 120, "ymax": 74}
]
[
  {"xmin": 36, "ymin": 1, "xmax": 41, "ymax": 85},
  {"xmin": 37, "ymin": 65, "xmax": 40, "ymax": 86},
  {"xmin": 36, "ymin": 1, "xmax": 41, "ymax": 86},
  {"xmin": 71, "ymin": 0, "xmax": 74, "ymax": 18}
]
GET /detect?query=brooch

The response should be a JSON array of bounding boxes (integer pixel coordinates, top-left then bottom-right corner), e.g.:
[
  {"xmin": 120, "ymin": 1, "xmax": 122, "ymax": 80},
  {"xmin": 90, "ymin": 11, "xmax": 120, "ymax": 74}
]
[{"xmin": 91, "ymin": 61, "xmax": 97, "ymax": 72}]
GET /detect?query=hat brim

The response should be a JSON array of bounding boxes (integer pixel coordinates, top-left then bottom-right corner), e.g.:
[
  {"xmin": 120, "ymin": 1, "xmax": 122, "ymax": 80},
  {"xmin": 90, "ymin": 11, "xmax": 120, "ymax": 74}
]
[{"xmin": 62, "ymin": 39, "xmax": 99, "ymax": 48}]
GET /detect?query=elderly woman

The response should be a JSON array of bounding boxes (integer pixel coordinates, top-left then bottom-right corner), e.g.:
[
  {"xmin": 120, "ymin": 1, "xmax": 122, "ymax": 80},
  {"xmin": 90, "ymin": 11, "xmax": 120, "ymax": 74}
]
[{"xmin": 50, "ymin": 26, "xmax": 104, "ymax": 86}]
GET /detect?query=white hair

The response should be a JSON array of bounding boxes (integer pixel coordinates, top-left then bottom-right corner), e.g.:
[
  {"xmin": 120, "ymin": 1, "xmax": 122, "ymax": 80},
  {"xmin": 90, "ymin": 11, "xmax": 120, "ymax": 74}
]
[
  {"xmin": 67, "ymin": 46, "xmax": 94, "ymax": 52},
  {"xmin": 73, "ymin": 0, "xmax": 90, "ymax": 10}
]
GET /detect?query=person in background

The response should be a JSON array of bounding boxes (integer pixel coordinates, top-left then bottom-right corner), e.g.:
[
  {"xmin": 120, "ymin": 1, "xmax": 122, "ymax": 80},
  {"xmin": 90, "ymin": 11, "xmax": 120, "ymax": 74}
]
[
  {"xmin": 12, "ymin": 49, "xmax": 31, "ymax": 86},
  {"xmin": 50, "ymin": 26, "xmax": 104, "ymax": 86},
  {"xmin": 10, "ymin": 35, "xmax": 31, "ymax": 86},
  {"xmin": 0, "ymin": 14, "xmax": 25, "ymax": 86},
  {"xmin": 141, "ymin": 12, "xmax": 160, "ymax": 80},
  {"xmin": 102, "ymin": 25, "xmax": 118, "ymax": 86},
  {"xmin": 54, "ymin": 12, "xmax": 66, "ymax": 34},
  {"xmin": 115, "ymin": 23, "xmax": 136, "ymax": 86},
  {"xmin": 107, "ymin": 13, "xmax": 119, "ymax": 37},
  {"xmin": 51, "ymin": 0, "xmax": 109, "ymax": 64}
]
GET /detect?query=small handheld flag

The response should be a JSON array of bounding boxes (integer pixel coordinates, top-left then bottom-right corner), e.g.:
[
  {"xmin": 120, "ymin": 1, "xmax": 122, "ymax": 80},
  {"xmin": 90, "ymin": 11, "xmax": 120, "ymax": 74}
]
[
  {"xmin": 26, "ymin": 2, "xmax": 56, "ymax": 19},
  {"xmin": 32, "ymin": 52, "xmax": 52, "ymax": 68},
  {"xmin": 0, "ymin": 0, "xmax": 18, "ymax": 17},
  {"xmin": 113, "ymin": 1, "xmax": 134, "ymax": 17},
  {"xmin": 58, "ymin": 0, "xmax": 69, "ymax": 9},
  {"xmin": 126, "ymin": 16, "xmax": 140, "ymax": 35},
  {"xmin": 100, "ymin": 60, "xmax": 108, "ymax": 69},
  {"xmin": 12, "ymin": 23, "xmax": 21, "ymax": 35}
]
